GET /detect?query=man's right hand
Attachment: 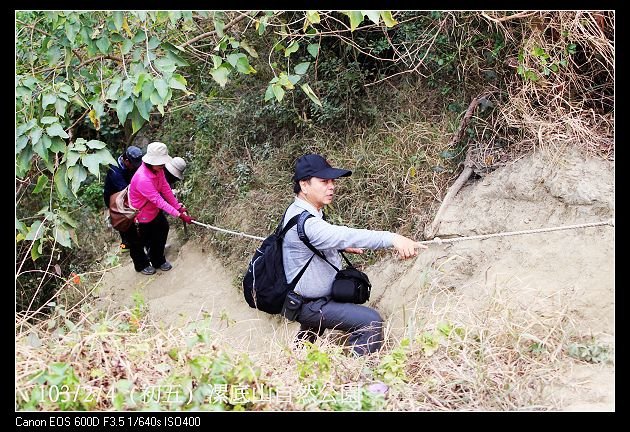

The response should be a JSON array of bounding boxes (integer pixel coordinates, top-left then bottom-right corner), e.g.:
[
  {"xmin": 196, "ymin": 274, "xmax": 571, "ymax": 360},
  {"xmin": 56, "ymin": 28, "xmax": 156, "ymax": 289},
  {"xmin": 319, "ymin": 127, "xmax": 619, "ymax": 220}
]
[
  {"xmin": 392, "ymin": 234, "xmax": 427, "ymax": 259},
  {"xmin": 179, "ymin": 213, "xmax": 194, "ymax": 224}
]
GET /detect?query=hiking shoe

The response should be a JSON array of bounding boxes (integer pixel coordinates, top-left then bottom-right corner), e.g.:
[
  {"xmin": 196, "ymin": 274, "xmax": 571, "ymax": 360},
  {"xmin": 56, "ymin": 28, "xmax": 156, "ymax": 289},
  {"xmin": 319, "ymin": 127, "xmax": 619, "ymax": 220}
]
[
  {"xmin": 159, "ymin": 261, "xmax": 173, "ymax": 271},
  {"xmin": 120, "ymin": 243, "xmax": 130, "ymax": 252},
  {"xmin": 140, "ymin": 266, "xmax": 156, "ymax": 275}
]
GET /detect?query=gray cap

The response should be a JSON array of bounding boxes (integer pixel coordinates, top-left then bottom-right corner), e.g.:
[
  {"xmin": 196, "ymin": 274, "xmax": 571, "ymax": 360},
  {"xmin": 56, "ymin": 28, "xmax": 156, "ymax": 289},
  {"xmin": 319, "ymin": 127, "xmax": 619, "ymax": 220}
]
[{"xmin": 124, "ymin": 146, "xmax": 143, "ymax": 168}]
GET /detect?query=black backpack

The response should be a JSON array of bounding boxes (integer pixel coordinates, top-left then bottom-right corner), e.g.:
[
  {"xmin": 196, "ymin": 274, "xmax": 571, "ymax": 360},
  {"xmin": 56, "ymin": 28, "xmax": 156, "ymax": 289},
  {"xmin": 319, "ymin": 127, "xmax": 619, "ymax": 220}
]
[{"xmin": 243, "ymin": 211, "xmax": 314, "ymax": 314}]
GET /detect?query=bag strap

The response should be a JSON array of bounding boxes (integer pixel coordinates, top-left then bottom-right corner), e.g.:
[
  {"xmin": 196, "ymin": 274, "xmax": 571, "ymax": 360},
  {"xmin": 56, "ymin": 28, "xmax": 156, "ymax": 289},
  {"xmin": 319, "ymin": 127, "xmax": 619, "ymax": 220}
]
[
  {"xmin": 278, "ymin": 210, "xmax": 313, "ymax": 289},
  {"xmin": 339, "ymin": 250, "xmax": 355, "ymax": 268},
  {"xmin": 296, "ymin": 211, "xmax": 341, "ymax": 272},
  {"xmin": 118, "ymin": 186, "xmax": 148, "ymax": 212},
  {"xmin": 319, "ymin": 209, "xmax": 355, "ymax": 268},
  {"xmin": 279, "ymin": 212, "xmax": 300, "ymax": 237},
  {"xmin": 288, "ymin": 255, "xmax": 314, "ymax": 288}
]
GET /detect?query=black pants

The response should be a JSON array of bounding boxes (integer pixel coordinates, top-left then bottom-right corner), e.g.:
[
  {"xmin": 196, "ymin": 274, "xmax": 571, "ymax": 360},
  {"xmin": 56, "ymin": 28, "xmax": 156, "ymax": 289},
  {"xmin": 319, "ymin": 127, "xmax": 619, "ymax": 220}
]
[
  {"xmin": 119, "ymin": 229, "xmax": 131, "ymax": 246},
  {"xmin": 128, "ymin": 212, "xmax": 170, "ymax": 271},
  {"xmin": 296, "ymin": 297, "xmax": 384, "ymax": 356}
]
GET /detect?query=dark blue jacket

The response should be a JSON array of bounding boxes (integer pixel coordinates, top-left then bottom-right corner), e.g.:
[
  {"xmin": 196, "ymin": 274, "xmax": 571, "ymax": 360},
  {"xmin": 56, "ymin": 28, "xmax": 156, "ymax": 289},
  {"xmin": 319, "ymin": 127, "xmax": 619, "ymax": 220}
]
[{"xmin": 103, "ymin": 155, "xmax": 135, "ymax": 207}]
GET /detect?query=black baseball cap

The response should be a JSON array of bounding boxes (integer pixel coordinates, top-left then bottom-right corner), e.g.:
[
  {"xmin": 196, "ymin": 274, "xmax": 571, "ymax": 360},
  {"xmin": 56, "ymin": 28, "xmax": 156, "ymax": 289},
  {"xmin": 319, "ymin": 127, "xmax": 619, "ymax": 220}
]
[
  {"xmin": 293, "ymin": 154, "xmax": 352, "ymax": 181},
  {"xmin": 124, "ymin": 146, "xmax": 143, "ymax": 168}
]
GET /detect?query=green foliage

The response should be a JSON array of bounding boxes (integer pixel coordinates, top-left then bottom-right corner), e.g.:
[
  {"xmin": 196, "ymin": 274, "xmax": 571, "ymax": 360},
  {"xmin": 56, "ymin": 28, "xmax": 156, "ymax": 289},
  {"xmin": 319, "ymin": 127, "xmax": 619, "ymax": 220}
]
[
  {"xmin": 310, "ymin": 57, "xmax": 377, "ymax": 127},
  {"xmin": 16, "ymin": 205, "xmax": 79, "ymax": 258},
  {"xmin": 19, "ymin": 363, "xmax": 97, "ymax": 410},
  {"xmin": 103, "ymin": 252, "xmax": 120, "ymax": 267},
  {"xmin": 414, "ymin": 322, "xmax": 466, "ymax": 358},
  {"xmin": 356, "ymin": 386, "xmax": 387, "ymax": 410},
  {"xmin": 567, "ymin": 338, "xmax": 610, "ymax": 364},
  {"xmin": 128, "ymin": 291, "xmax": 147, "ymax": 332},
  {"xmin": 234, "ymin": 162, "xmax": 253, "ymax": 196},
  {"xmin": 375, "ymin": 338, "xmax": 410, "ymax": 384},
  {"xmin": 517, "ymin": 41, "xmax": 576, "ymax": 82},
  {"xmin": 76, "ymin": 180, "xmax": 105, "ymax": 212},
  {"xmin": 297, "ymin": 343, "xmax": 332, "ymax": 380},
  {"xmin": 162, "ymin": 319, "xmax": 264, "ymax": 410},
  {"xmin": 528, "ymin": 342, "xmax": 548, "ymax": 355}
]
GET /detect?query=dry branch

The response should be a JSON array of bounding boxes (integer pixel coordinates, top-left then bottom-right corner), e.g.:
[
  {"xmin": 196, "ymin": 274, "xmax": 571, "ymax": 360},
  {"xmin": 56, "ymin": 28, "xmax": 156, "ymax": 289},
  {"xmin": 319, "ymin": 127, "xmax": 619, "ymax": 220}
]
[
  {"xmin": 424, "ymin": 93, "xmax": 490, "ymax": 239},
  {"xmin": 180, "ymin": 13, "xmax": 250, "ymax": 48}
]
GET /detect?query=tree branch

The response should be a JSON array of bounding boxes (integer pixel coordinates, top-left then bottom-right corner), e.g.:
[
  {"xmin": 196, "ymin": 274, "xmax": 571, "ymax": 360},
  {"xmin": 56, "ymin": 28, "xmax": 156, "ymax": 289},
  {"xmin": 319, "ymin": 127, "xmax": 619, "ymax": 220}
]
[
  {"xmin": 481, "ymin": 11, "xmax": 537, "ymax": 23},
  {"xmin": 65, "ymin": 108, "xmax": 91, "ymax": 137},
  {"xmin": 424, "ymin": 93, "xmax": 492, "ymax": 239},
  {"xmin": 180, "ymin": 13, "xmax": 250, "ymax": 48},
  {"xmin": 39, "ymin": 55, "xmax": 122, "ymax": 74}
]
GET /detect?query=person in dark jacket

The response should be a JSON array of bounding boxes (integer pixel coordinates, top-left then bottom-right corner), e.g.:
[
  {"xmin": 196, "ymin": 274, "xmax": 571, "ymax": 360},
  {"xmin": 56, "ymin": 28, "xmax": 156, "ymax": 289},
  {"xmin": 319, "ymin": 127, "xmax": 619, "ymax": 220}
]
[{"xmin": 103, "ymin": 146, "xmax": 143, "ymax": 251}]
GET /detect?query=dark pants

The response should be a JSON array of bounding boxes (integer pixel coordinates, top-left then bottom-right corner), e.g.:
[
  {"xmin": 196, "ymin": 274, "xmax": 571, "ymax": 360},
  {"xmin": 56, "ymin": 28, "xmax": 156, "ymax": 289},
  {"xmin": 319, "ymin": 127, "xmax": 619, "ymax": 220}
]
[
  {"xmin": 119, "ymin": 230, "xmax": 131, "ymax": 246},
  {"xmin": 296, "ymin": 297, "xmax": 384, "ymax": 356},
  {"xmin": 128, "ymin": 212, "xmax": 170, "ymax": 271}
]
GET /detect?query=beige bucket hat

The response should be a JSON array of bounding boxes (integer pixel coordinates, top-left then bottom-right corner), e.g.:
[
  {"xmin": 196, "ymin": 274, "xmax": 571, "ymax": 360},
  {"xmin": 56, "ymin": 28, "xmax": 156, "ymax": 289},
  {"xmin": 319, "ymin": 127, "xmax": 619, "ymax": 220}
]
[
  {"xmin": 165, "ymin": 157, "xmax": 187, "ymax": 180},
  {"xmin": 142, "ymin": 142, "xmax": 173, "ymax": 166}
]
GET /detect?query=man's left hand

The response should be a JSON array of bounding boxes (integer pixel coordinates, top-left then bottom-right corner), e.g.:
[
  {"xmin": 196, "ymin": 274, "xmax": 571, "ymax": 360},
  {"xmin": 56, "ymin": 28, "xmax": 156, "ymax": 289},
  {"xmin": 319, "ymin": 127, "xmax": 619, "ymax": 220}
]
[{"xmin": 343, "ymin": 248, "xmax": 364, "ymax": 254}]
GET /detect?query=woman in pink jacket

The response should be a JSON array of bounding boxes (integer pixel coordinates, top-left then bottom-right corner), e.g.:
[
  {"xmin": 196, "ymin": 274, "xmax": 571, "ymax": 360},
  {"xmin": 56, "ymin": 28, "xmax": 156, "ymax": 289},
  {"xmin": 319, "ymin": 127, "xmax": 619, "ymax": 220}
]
[{"xmin": 128, "ymin": 142, "xmax": 194, "ymax": 275}]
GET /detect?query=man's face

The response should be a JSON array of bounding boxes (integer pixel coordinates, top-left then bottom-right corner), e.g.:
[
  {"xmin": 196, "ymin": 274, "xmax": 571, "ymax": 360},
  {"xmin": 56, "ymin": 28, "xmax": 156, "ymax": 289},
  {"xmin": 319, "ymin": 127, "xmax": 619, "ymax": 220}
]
[
  {"xmin": 301, "ymin": 177, "xmax": 336, "ymax": 210},
  {"xmin": 124, "ymin": 159, "xmax": 140, "ymax": 172}
]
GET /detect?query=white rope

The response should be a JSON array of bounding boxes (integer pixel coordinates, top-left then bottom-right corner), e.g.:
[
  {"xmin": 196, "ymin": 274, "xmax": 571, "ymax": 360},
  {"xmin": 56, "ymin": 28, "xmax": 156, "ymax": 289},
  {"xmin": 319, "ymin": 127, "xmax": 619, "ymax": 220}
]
[
  {"xmin": 191, "ymin": 220, "xmax": 265, "ymax": 241},
  {"xmin": 419, "ymin": 219, "xmax": 614, "ymax": 246},
  {"xmin": 191, "ymin": 218, "xmax": 613, "ymax": 245}
]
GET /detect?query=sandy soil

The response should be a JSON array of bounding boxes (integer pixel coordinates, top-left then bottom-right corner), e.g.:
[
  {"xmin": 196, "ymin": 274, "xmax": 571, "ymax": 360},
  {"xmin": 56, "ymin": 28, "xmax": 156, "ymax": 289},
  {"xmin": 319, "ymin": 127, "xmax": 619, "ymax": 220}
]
[
  {"xmin": 95, "ymin": 147, "xmax": 614, "ymax": 411},
  {"xmin": 95, "ymin": 231, "xmax": 301, "ymax": 355}
]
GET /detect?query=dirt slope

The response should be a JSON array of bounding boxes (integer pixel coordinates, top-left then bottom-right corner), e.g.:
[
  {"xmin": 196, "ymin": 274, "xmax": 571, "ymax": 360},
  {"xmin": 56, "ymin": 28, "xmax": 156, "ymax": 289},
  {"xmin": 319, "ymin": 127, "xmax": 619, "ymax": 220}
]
[
  {"xmin": 370, "ymin": 147, "xmax": 614, "ymax": 410},
  {"xmin": 95, "ymin": 147, "xmax": 614, "ymax": 410}
]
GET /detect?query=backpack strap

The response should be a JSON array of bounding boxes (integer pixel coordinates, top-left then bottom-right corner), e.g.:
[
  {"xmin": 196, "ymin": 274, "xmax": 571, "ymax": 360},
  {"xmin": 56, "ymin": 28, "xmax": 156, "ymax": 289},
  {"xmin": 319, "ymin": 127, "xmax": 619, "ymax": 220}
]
[
  {"xmin": 280, "ymin": 211, "xmax": 314, "ymax": 288},
  {"xmin": 296, "ymin": 211, "xmax": 340, "ymax": 272},
  {"xmin": 279, "ymin": 213, "xmax": 300, "ymax": 237},
  {"xmin": 288, "ymin": 255, "xmax": 314, "ymax": 288}
]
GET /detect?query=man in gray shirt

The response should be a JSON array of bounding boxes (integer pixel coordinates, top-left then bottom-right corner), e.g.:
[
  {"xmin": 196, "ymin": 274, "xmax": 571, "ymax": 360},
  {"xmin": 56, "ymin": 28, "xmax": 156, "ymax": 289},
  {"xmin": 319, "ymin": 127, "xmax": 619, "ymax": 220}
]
[{"xmin": 283, "ymin": 154, "xmax": 425, "ymax": 356}]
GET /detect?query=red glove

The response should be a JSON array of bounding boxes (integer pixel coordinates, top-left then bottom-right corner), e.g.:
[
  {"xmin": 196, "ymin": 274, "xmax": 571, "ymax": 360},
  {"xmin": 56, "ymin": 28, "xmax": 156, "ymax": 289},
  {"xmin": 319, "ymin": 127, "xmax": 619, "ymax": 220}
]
[
  {"xmin": 179, "ymin": 213, "xmax": 193, "ymax": 224},
  {"xmin": 178, "ymin": 205, "xmax": 188, "ymax": 214}
]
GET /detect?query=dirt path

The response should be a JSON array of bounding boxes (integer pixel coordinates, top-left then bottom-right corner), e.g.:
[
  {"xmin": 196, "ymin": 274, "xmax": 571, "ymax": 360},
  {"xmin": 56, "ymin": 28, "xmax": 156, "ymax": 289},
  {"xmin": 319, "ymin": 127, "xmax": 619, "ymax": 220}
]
[{"xmin": 95, "ymin": 233, "xmax": 300, "ymax": 354}]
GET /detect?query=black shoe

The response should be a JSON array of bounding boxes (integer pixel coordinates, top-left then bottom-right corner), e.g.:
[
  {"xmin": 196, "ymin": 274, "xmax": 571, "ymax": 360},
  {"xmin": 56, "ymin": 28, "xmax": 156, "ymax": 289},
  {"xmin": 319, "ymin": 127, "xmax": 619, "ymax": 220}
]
[
  {"xmin": 159, "ymin": 261, "xmax": 172, "ymax": 271},
  {"xmin": 140, "ymin": 266, "xmax": 156, "ymax": 275}
]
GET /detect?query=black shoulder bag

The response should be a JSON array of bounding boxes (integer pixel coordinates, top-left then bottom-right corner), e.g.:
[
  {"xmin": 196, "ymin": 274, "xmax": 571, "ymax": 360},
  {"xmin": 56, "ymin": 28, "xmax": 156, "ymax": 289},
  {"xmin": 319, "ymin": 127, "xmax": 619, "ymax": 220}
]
[
  {"xmin": 330, "ymin": 253, "xmax": 372, "ymax": 304},
  {"xmin": 296, "ymin": 214, "xmax": 372, "ymax": 304}
]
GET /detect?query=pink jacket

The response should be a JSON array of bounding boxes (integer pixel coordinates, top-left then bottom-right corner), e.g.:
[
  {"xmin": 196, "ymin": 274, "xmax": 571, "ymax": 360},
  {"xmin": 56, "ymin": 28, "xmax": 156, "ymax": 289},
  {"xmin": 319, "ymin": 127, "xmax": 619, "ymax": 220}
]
[{"xmin": 129, "ymin": 163, "xmax": 182, "ymax": 223}]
